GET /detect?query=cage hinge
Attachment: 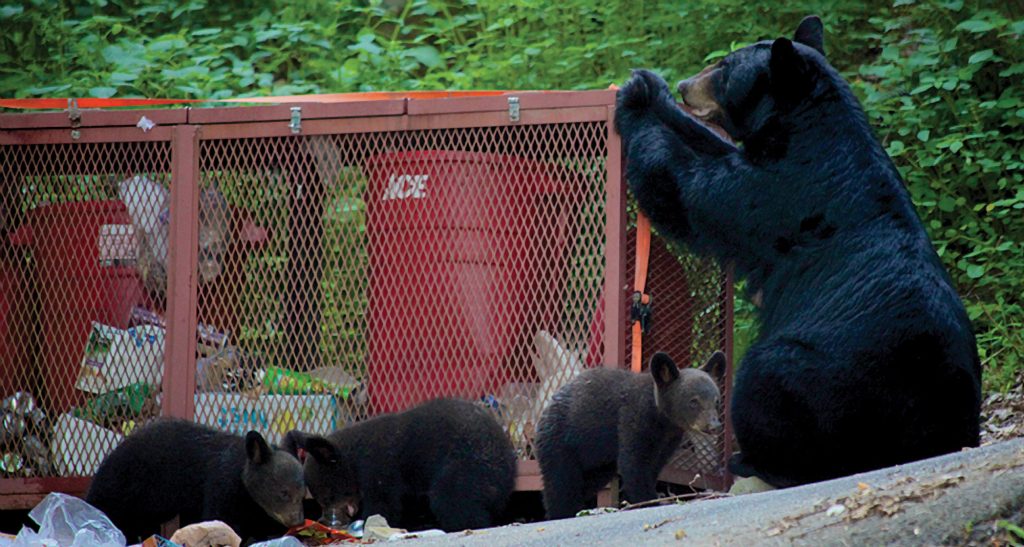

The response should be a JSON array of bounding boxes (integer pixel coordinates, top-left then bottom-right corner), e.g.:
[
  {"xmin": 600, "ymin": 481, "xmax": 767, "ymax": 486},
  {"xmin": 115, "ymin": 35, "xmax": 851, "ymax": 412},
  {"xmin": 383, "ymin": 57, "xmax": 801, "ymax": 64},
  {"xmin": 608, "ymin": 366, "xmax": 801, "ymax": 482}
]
[
  {"xmin": 508, "ymin": 96, "xmax": 520, "ymax": 123},
  {"xmin": 68, "ymin": 98, "xmax": 82, "ymax": 140},
  {"xmin": 289, "ymin": 106, "xmax": 302, "ymax": 134}
]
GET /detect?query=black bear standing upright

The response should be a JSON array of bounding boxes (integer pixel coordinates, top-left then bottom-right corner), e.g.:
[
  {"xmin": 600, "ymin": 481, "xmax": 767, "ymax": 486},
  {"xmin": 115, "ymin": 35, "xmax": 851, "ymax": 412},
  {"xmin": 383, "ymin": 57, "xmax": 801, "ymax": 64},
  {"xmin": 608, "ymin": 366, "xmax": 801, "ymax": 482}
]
[
  {"xmin": 86, "ymin": 419, "xmax": 306, "ymax": 544},
  {"xmin": 535, "ymin": 352, "xmax": 724, "ymax": 519},
  {"xmin": 284, "ymin": 397, "xmax": 516, "ymax": 532},
  {"xmin": 614, "ymin": 16, "xmax": 981, "ymax": 487}
]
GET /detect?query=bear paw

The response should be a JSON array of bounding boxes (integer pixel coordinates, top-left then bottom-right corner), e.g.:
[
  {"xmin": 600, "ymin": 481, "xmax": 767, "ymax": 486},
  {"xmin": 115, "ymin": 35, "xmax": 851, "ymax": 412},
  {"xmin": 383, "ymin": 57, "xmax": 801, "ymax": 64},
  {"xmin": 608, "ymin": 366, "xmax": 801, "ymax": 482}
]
[{"xmin": 615, "ymin": 69, "xmax": 677, "ymax": 140}]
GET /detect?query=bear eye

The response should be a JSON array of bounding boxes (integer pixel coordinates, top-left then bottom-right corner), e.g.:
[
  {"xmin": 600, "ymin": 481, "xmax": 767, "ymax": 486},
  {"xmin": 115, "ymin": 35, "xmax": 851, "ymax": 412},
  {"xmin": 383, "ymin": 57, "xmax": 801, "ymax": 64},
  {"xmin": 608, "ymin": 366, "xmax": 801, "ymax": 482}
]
[{"xmin": 689, "ymin": 398, "xmax": 701, "ymax": 409}]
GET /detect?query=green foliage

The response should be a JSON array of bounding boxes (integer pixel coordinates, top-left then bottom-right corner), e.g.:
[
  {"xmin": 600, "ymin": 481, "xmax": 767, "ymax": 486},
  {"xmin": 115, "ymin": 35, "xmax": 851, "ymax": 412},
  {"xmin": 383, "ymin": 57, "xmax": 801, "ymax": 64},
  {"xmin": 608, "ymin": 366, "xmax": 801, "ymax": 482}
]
[
  {"xmin": 850, "ymin": 0, "xmax": 1024, "ymax": 392},
  {"xmin": 1, "ymin": 0, "xmax": 1021, "ymax": 390}
]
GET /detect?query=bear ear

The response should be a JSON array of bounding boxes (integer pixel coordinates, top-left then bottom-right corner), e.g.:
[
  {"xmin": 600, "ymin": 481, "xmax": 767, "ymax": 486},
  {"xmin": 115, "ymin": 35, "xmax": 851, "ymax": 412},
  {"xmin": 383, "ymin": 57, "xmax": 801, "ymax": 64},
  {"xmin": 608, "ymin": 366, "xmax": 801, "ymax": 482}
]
[
  {"xmin": 304, "ymin": 435, "xmax": 340, "ymax": 465},
  {"xmin": 245, "ymin": 430, "xmax": 273, "ymax": 466},
  {"xmin": 794, "ymin": 15, "xmax": 825, "ymax": 55},
  {"xmin": 769, "ymin": 37, "xmax": 813, "ymax": 104},
  {"xmin": 282, "ymin": 430, "xmax": 307, "ymax": 459},
  {"xmin": 650, "ymin": 352, "xmax": 680, "ymax": 388},
  {"xmin": 701, "ymin": 351, "xmax": 727, "ymax": 383}
]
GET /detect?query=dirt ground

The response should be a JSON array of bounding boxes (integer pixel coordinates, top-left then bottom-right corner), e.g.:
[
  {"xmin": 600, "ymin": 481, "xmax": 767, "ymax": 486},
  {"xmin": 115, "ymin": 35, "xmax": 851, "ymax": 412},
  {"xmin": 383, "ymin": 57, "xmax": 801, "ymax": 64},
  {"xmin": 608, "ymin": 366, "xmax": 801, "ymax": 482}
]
[{"xmin": 980, "ymin": 371, "xmax": 1024, "ymax": 447}]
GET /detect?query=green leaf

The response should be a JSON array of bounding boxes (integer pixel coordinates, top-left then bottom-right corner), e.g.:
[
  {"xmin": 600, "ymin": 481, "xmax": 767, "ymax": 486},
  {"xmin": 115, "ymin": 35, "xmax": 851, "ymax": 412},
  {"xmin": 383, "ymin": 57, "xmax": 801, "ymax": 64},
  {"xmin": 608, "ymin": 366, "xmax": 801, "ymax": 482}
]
[
  {"xmin": 405, "ymin": 45, "xmax": 442, "ymax": 68},
  {"xmin": 938, "ymin": 196, "xmax": 957, "ymax": 212},
  {"xmin": 917, "ymin": 130, "xmax": 930, "ymax": 142},
  {"xmin": 88, "ymin": 86, "xmax": 117, "ymax": 98},
  {"xmin": 999, "ymin": 63, "xmax": 1024, "ymax": 77},
  {"xmin": 0, "ymin": 5, "xmax": 24, "ymax": 18},
  {"xmin": 703, "ymin": 50, "xmax": 729, "ymax": 63},
  {"xmin": 965, "ymin": 264, "xmax": 985, "ymax": 279},
  {"xmin": 968, "ymin": 49, "xmax": 994, "ymax": 64},
  {"xmin": 887, "ymin": 140, "xmax": 906, "ymax": 156},
  {"xmin": 956, "ymin": 20, "xmax": 994, "ymax": 33}
]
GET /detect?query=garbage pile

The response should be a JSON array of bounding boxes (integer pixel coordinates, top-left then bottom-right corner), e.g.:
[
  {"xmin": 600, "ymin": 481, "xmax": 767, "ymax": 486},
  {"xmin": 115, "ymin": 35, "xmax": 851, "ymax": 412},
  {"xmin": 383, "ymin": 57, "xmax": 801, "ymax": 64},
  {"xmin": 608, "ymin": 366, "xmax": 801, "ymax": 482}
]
[{"xmin": 0, "ymin": 493, "xmax": 445, "ymax": 547}]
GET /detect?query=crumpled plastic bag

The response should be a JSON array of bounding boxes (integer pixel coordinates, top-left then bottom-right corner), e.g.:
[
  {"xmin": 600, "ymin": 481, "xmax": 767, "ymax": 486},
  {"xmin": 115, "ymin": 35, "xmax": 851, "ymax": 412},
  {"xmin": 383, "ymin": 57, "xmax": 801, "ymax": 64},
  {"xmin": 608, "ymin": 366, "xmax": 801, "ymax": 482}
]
[
  {"xmin": 119, "ymin": 176, "xmax": 232, "ymax": 299},
  {"xmin": 12, "ymin": 492, "xmax": 125, "ymax": 547},
  {"xmin": 119, "ymin": 175, "xmax": 170, "ymax": 298}
]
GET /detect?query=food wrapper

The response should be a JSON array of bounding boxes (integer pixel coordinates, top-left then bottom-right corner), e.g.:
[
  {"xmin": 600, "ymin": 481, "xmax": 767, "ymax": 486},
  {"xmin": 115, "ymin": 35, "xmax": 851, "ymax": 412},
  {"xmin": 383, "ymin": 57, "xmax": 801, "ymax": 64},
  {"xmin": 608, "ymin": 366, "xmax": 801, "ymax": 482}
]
[{"xmin": 285, "ymin": 519, "xmax": 359, "ymax": 545}]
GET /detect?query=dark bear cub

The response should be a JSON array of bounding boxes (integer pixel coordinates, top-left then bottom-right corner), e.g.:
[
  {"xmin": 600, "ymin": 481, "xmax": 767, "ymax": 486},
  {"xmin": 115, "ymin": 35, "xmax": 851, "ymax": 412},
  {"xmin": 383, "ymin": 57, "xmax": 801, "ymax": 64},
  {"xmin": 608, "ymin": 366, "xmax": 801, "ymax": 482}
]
[
  {"xmin": 535, "ymin": 352, "xmax": 724, "ymax": 519},
  {"xmin": 615, "ymin": 16, "xmax": 981, "ymax": 488},
  {"xmin": 285, "ymin": 397, "xmax": 516, "ymax": 532},
  {"xmin": 86, "ymin": 419, "xmax": 305, "ymax": 544}
]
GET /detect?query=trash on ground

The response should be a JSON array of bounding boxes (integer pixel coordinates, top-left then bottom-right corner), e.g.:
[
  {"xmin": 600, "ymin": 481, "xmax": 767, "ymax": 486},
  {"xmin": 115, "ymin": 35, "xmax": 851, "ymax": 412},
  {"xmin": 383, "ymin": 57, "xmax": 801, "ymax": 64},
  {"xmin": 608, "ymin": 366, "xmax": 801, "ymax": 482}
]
[
  {"xmin": 10, "ymin": 492, "xmax": 124, "ymax": 547},
  {"xmin": 168, "ymin": 520, "xmax": 241, "ymax": 547}
]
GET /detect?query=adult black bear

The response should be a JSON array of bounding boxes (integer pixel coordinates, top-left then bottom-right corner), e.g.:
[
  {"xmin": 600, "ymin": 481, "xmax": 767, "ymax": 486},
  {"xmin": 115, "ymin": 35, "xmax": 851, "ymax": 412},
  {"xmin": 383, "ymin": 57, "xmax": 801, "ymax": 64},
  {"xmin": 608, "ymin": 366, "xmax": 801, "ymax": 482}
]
[
  {"xmin": 285, "ymin": 397, "xmax": 516, "ymax": 532},
  {"xmin": 535, "ymin": 352, "xmax": 724, "ymax": 519},
  {"xmin": 86, "ymin": 419, "xmax": 306, "ymax": 544},
  {"xmin": 614, "ymin": 16, "xmax": 981, "ymax": 487}
]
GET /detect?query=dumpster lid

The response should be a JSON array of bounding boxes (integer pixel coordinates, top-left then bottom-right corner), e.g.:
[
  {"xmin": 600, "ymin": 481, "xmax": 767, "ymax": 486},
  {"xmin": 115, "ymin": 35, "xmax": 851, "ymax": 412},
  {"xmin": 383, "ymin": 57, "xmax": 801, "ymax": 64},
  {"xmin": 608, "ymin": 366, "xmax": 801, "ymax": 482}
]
[{"xmin": 1, "ymin": 90, "xmax": 616, "ymax": 128}]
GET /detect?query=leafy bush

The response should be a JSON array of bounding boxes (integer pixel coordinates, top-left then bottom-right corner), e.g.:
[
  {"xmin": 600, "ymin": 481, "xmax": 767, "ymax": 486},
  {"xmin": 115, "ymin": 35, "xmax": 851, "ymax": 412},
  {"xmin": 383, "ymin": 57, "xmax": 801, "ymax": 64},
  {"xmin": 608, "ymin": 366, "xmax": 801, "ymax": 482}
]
[{"xmin": 1, "ymin": 0, "xmax": 1020, "ymax": 390}]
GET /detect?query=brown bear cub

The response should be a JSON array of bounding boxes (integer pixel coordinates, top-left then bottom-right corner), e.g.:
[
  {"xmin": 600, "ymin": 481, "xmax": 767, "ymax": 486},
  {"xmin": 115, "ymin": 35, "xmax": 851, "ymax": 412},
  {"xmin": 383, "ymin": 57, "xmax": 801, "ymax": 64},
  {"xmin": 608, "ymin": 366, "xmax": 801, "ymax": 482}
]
[
  {"xmin": 86, "ymin": 419, "xmax": 306, "ymax": 544},
  {"xmin": 285, "ymin": 397, "xmax": 516, "ymax": 532},
  {"xmin": 535, "ymin": 351, "xmax": 725, "ymax": 519}
]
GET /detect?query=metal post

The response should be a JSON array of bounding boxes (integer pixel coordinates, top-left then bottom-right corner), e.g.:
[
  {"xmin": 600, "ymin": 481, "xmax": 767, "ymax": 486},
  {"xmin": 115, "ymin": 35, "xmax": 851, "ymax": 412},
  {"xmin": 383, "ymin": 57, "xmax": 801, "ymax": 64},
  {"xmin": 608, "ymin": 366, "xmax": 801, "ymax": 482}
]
[
  {"xmin": 603, "ymin": 105, "xmax": 627, "ymax": 369},
  {"xmin": 162, "ymin": 125, "xmax": 200, "ymax": 419}
]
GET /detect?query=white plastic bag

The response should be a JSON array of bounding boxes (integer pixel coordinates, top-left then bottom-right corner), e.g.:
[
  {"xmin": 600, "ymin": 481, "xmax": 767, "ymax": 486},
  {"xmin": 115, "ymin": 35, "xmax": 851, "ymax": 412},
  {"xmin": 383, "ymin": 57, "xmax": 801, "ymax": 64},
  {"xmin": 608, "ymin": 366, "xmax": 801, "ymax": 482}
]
[{"xmin": 12, "ymin": 492, "xmax": 125, "ymax": 547}]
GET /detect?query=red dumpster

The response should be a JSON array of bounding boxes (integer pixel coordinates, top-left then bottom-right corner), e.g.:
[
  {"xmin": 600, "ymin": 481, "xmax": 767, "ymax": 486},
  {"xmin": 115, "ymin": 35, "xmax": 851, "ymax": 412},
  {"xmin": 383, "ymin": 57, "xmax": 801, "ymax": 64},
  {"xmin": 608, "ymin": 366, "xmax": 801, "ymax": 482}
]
[
  {"xmin": 9, "ymin": 199, "xmax": 269, "ymax": 413},
  {"xmin": 0, "ymin": 248, "xmax": 30, "ymax": 399},
  {"xmin": 364, "ymin": 151, "xmax": 568, "ymax": 414},
  {"xmin": 10, "ymin": 200, "xmax": 146, "ymax": 413}
]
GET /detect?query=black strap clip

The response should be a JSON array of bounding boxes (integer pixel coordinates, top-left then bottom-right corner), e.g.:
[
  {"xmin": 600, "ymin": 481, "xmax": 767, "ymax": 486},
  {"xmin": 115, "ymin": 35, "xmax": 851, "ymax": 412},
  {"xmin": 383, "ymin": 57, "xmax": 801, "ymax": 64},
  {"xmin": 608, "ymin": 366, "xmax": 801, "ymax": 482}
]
[{"xmin": 630, "ymin": 291, "xmax": 653, "ymax": 334}]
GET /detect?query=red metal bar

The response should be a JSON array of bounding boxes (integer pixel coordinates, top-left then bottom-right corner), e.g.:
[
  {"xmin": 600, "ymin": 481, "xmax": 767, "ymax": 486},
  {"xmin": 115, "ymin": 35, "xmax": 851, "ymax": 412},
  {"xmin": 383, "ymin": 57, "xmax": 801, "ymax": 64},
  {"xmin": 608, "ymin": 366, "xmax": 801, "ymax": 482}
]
[
  {"xmin": 186, "ymin": 100, "xmax": 406, "ymax": 124},
  {"xmin": 0, "ymin": 478, "xmax": 91, "ymax": 510},
  {"xmin": 722, "ymin": 265, "xmax": 736, "ymax": 488},
  {"xmin": 0, "ymin": 108, "xmax": 187, "ymax": 130},
  {"xmin": 162, "ymin": 124, "xmax": 200, "ymax": 419},
  {"xmin": 514, "ymin": 461, "xmax": 543, "ymax": 491},
  {"xmin": 0, "ymin": 125, "xmax": 175, "ymax": 146},
  {"xmin": 405, "ymin": 90, "xmax": 616, "ymax": 116},
  {"xmin": 407, "ymin": 106, "xmax": 608, "ymax": 132},
  {"xmin": 603, "ymin": 104, "xmax": 627, "ymax": 369}
]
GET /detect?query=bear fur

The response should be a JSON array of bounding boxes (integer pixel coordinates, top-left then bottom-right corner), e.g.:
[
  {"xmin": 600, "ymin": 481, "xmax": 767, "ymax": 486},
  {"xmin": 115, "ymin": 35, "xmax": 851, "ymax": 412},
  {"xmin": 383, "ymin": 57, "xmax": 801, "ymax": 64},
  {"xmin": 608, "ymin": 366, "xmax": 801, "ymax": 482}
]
[
  {"xmin": 284, "ymin": 397, "xmax": 516, "ymax": 532},
  {"xmin": 85, "ymin": 419, "xmax": 305, "ymax": 544},
  {"xmin": 613, "ymin": 16, "xmax": 981, "ymax": 487},
  {"xmin": 534, "ymin": 352, "xmax": 724, "ymax": 519}
]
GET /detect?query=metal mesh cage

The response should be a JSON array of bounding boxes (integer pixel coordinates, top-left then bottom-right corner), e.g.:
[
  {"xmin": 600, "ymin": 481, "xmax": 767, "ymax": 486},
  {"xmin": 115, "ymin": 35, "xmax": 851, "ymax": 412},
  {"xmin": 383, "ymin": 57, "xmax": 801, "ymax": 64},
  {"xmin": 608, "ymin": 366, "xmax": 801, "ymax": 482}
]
[
  {"xmin": 0, "ymin": 141, "xmax": 171, "ymax": 481},
  {"xmin": 0, "ymin": 93, "xmax": 732, "ymax": 507}
]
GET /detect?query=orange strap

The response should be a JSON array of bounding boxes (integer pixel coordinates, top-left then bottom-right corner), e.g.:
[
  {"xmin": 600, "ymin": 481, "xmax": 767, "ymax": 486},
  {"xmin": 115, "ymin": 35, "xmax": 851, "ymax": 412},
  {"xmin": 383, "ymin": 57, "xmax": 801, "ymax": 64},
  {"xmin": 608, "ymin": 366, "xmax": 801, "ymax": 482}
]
[{"xmin": 630, "ymin": 213, "xmax": 653, "ymax": 372}]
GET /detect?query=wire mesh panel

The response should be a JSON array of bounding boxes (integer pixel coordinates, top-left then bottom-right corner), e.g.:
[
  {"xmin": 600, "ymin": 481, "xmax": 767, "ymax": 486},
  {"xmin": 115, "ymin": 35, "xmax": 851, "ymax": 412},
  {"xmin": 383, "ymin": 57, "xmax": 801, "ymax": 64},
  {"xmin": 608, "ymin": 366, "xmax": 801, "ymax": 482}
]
[
  {"xmin": 624, "ymin": 228, "xmax": 732, "ymax": 489},
  {"xmin": 193, "ymin": 122, "xmax": 610, "ymax": 453},
  {"xmin": 0, "ymin": 141, "xmax": 171, "ymax": 480}
]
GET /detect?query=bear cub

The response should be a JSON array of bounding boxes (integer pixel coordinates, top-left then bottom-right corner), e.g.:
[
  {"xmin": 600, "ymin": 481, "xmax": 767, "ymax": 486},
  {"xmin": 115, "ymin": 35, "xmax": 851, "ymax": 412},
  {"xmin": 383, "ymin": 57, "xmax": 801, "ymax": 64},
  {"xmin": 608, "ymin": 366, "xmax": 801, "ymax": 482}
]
[
  {"xmin": 285, "ymin": 397, "xmax": 516, "ymax": 532},
  {"xmin": 86, "ymin": 418, "xmax": 305, "ymax": 544},
  {"xmin": 535, "ymin": 351, "xmax": 724, "ymax": 519}
]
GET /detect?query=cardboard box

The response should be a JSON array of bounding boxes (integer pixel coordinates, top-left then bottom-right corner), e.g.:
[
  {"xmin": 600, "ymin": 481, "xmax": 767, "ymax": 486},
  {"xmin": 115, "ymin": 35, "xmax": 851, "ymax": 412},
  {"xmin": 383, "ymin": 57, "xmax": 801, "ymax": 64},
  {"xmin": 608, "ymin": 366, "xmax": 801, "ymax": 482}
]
[
  {"xmin": 194, "ymin": 393, "xmax": 338, "ymax": 446},
  {"xmin": 51, "ymin": 413, "xmax": 124, "ymax": 477},
  {"xmin": 76, "ymin": 322, "xmax": 165, "ymax": 394}
]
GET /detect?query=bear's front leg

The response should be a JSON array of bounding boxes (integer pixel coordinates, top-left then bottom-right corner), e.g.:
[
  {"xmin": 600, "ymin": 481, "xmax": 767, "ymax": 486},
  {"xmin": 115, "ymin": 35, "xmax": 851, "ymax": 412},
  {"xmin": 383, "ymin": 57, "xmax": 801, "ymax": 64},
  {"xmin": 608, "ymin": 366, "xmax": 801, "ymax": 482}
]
[{"xmin": 615, "ymin": 70, "xmax": 704, "ymax": 243}]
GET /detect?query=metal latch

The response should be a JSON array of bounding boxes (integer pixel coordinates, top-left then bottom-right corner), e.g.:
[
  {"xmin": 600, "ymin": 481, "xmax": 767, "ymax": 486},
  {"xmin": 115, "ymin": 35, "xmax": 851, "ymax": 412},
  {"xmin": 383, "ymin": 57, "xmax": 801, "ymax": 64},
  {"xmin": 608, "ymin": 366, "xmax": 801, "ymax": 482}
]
[
  {"xmin": 508, "ymin": 96, "xmax": 520, "ymax": 123},
  {"xmin": 68, "ymin": 98, "xmax": 82, "ymax": 140},
  {"xmin": 289, "ymin": 106, "xmax": 302, "ymax": 134}
]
